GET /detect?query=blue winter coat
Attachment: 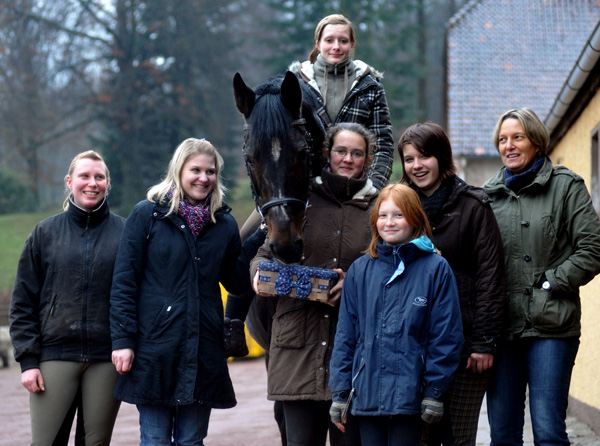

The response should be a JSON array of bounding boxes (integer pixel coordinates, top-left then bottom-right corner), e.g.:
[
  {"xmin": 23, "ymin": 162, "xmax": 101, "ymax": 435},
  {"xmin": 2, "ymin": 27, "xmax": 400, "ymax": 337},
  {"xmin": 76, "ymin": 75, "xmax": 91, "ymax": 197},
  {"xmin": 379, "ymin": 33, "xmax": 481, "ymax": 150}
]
[
  {"xmin": 110, "ymin": 199, "xmax": 264, "ymax": 407},
  {"xmin": 329, "ymin": 241, "xmax": 463, "ymax": 416}
]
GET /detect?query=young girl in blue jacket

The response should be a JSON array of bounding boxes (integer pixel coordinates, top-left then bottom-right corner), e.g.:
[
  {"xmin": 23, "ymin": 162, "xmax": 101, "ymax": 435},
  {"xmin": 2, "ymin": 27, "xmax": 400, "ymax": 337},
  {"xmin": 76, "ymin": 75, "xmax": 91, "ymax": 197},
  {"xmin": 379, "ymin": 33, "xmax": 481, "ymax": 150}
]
[{"xmin": 329, "ymin": 183, "xmax": 464, "ymax": 446}]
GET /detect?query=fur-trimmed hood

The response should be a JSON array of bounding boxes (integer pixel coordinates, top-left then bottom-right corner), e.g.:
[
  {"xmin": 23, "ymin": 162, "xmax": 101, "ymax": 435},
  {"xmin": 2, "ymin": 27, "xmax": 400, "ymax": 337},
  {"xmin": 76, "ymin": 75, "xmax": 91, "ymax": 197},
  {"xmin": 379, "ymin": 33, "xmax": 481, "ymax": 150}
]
[{"xmin": 289, "ymin": 59, "xmax": 384, "ymax": 86}]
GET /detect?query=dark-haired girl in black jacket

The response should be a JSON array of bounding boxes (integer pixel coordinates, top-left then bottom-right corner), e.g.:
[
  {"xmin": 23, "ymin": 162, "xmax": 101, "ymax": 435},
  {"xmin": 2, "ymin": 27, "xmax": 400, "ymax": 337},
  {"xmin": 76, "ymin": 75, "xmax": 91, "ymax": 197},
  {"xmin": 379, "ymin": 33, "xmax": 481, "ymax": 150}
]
[{"xmin": 398, "ymin": 122, "xmax": 506, "ymax": 446}]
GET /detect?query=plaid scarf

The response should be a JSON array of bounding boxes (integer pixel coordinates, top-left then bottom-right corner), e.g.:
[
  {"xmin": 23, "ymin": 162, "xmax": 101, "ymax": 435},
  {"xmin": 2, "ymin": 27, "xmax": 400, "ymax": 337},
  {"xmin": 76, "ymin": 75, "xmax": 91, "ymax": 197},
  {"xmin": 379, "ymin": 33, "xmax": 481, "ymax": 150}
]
[{"xmin": 168, "ymin": 189, "xmax": 211, "ymax": 238}]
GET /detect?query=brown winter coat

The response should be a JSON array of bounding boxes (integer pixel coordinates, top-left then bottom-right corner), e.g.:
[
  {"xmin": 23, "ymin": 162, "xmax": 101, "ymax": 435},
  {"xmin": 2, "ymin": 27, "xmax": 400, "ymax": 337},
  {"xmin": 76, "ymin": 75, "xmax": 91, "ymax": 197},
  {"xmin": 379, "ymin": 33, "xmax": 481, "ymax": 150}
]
[{"xmin": 250, "ymin": 171, "xmax": 377, "ymax": 401}]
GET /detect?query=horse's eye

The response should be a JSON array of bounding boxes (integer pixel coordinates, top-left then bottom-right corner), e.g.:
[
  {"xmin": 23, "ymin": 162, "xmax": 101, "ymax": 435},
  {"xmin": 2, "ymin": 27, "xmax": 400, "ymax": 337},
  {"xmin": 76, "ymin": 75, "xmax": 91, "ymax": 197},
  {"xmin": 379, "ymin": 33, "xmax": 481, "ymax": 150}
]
[{"xmin": 295, "ymin": 148, "xmax": 308, "ymax": 161}]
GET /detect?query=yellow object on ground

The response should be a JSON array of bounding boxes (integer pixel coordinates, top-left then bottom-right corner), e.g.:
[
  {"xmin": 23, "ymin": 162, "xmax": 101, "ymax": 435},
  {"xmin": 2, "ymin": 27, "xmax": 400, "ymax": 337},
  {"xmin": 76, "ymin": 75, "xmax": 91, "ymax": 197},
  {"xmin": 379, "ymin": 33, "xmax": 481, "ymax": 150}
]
[{"xmin": 221, "ymin": 284, "xmax": 264, "ymax": 359}]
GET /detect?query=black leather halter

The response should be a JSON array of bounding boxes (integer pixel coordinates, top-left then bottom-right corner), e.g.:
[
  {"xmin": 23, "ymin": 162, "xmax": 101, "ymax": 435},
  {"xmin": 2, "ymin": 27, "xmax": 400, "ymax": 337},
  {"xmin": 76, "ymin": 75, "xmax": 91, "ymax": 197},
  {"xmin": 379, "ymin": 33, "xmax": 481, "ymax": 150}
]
[{"xmin": 242, "ymin": 118, "xmax": 313, "ymax": 221}]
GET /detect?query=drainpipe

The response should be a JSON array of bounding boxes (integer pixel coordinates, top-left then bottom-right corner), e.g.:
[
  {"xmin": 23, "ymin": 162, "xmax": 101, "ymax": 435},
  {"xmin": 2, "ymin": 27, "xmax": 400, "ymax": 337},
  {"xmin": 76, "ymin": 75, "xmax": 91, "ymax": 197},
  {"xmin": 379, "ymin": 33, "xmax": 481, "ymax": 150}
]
[{"xmin": 544, "ymin": 21, "xmax": 600, "ymax": 133}]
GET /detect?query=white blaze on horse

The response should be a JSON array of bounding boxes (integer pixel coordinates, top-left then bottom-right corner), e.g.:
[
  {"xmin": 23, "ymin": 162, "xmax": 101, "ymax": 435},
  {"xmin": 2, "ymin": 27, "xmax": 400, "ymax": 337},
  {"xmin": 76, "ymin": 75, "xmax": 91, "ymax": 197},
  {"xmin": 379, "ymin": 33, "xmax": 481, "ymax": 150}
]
[{"xmin": 233, "ymin": 71, "xmax": 325, "ymax": 264}]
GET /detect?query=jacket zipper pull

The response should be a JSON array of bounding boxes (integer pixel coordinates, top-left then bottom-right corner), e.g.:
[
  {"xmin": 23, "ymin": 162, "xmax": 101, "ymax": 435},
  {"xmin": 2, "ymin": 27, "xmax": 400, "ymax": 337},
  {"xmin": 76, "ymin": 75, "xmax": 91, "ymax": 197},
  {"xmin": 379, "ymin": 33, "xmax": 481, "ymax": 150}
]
[{"xmin": 83, "ymin": 215, "xmax": 90, "ymax": 236}]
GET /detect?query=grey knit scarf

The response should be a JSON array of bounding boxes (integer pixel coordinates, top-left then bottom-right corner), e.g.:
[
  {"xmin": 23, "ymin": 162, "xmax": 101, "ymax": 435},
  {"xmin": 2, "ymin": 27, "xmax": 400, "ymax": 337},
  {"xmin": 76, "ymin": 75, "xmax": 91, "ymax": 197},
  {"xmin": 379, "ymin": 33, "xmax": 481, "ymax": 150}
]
[{"xmin": 313, "ymin": 54, "xmax": 356, "ymax": 121}]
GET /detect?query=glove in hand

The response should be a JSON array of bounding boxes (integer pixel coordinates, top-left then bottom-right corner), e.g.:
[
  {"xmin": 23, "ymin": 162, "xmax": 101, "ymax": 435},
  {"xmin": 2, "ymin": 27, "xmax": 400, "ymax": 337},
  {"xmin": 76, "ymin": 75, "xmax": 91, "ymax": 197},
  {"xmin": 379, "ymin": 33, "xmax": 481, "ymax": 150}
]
[
  {"xmin": 330, "ymin": 401, "xmax": 346, "ymax": 424},
  {"xmin": 421, "ymin": 397, "xmax": 444, "ymax": 424}
]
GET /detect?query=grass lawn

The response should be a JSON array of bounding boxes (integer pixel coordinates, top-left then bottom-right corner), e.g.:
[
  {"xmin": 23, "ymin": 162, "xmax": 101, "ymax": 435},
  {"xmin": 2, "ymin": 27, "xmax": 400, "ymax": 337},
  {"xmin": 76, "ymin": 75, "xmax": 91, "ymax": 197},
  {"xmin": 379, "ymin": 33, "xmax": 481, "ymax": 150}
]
[
  {"xmin": 0, "ymin": 210, "xmax": 57, "ymax": 292},
  {"xmin": 0, "ymin": 176, "xmax": 256, "ymax": 293},
  {"xmin": 0, "ymin": 178, "xmax": 255, "ymax": 295},
  {"xmin": 0, "ymin": 210, "xmax": 57, "ymax": 325}
]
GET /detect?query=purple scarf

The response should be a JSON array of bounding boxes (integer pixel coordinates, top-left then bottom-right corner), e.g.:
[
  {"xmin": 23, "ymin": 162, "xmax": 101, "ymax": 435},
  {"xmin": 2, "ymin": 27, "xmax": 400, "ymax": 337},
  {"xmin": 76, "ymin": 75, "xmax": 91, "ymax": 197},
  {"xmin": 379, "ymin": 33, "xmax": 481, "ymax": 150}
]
[{"xmin": 168, "ymin": 189, "xmax": 211, "ymax": 238}]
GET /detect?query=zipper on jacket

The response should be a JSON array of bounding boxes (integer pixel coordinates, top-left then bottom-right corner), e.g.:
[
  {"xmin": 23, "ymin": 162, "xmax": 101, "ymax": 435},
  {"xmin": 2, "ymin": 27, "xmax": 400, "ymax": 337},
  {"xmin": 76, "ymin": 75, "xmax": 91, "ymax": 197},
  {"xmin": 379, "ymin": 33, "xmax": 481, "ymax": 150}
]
[
  {"xmin": 82, "ymin": 214, "xmax": 91, "ymax": 236},
  {"xmin": 173, "ymin": 401, "xmax": 181, "ymax": 445},
  {"xmin": 81, "ymin": 220, "xmax": 91, "ymax": 362}
]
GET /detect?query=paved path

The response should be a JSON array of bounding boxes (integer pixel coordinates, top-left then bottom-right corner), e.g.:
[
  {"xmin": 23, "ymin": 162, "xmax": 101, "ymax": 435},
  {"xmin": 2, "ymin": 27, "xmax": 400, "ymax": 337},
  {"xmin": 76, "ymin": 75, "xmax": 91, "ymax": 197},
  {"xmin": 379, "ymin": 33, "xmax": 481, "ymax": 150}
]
[{"xmin": 1, "ymin": 356, "xmax": 599, "ymax": 445}]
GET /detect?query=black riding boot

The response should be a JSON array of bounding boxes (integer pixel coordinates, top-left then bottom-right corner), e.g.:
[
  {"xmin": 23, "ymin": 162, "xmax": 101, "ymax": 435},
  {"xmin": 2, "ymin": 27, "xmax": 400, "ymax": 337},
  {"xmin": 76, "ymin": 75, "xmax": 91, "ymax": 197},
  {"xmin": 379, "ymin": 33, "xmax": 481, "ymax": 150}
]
[{"xmin": 224, "ymin": 317, "xmax": 249, "ymax": 357}]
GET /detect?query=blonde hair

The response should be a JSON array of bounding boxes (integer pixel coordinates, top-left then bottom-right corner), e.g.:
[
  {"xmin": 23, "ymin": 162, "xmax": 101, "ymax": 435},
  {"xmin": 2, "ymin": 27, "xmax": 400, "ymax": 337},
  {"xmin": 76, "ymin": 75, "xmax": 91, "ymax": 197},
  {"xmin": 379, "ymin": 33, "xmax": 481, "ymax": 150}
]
[
  {"xmin": 308, "ymin": 14, "xmax": 356, "ymax": 64},
  {"xmin": 147, "ymin": 138, "xmax": 225, "ymax": 221},
  {"xmin": 63, "ymin": 150, "xmax": 110, "ymax": 211},
  {"xmin": 366, "ymin": 184, "xmax": 433, "ymax": 258},
  {"xmin": 492, "ymin": 108, "xmax": 549, "ymax": 154}
]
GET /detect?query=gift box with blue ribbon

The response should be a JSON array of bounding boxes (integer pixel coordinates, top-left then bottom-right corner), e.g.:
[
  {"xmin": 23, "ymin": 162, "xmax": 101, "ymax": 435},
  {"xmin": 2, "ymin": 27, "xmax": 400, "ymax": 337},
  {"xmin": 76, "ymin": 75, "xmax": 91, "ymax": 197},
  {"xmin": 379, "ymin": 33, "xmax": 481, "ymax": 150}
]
[{"xmin": 257, "ymin": 261, "xmax": 339, "ymax": 302}]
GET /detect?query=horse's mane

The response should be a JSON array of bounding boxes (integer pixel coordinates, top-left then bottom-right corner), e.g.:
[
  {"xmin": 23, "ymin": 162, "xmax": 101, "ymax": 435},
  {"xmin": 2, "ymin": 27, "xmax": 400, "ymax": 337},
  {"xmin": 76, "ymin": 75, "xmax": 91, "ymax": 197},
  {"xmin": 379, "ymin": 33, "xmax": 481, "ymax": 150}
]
[
  {"xmin": 247, "ymin": 74, "xmax": 325, "ymax": 175},
  {"xmin": 249, "ymin": 77, "xmax": 290, "ymax": 151}
]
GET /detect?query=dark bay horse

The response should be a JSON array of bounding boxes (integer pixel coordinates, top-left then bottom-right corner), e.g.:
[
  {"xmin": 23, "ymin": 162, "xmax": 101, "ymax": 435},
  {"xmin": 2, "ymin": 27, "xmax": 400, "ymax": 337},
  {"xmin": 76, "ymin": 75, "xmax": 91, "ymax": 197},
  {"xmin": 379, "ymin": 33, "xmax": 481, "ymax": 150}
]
[{"xmin": 233, "ymin": 71, "xmax": 326, "ymax": 264}]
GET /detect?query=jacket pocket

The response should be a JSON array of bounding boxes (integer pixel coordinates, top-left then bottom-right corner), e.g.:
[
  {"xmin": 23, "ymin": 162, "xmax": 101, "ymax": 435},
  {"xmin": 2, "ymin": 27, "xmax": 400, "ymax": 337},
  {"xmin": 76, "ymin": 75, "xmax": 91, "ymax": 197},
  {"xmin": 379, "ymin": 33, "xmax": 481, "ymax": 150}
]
[
  {"xmin": 146, "ymin": 301, "xmax": 181, "ymax": 341},
  {"xmin": 530, "ymin": 288, "xmax": 577, "ymax": 333},
  {"xmin": 40, "ymin": 294, "xmax": 58, "ymax": 336},
  {"xmin": 272, "ymin": 298, "xmax": 306, "ymax": 349}
]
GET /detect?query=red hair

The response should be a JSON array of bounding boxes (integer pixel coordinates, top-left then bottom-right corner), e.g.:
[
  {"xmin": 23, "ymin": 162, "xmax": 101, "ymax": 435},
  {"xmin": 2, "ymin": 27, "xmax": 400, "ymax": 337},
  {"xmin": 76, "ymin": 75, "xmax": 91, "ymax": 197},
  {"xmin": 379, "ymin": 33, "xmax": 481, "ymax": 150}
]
[{"xmin": 366, "ymin": 184, "xmax": 433, "ymax": 258}]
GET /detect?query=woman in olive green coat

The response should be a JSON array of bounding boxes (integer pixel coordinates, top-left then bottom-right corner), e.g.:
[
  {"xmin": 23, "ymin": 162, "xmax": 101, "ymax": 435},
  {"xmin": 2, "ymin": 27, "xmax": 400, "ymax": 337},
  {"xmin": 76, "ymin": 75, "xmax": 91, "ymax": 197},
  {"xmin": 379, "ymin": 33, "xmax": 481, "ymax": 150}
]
[{"xmin": 483, "ymin": 108, "xmax": 600, "ymax": 446}]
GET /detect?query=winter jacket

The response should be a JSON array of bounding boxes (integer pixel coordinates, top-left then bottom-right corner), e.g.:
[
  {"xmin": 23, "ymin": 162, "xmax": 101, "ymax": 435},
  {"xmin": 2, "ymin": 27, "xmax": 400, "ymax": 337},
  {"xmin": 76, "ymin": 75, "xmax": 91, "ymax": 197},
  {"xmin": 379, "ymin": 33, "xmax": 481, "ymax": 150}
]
[
  {"xmin": 250, "ymin": 172, "xmax": 378, "ymax": 401},
  {"xmin": 483, "ymin": 157, "xmax": 600, "ymax": 340},
  {"xmin": 329, "ymin": 241, "xmax": 464, "ymax": 416},
  {"xmin": 292, "ymin": 59, "xmax": 394, "ymax": 191},
  {"xmin": 423, "ymin": 176, "xmax": 506, "ymax": 355},
  {"xmin": 110, "ymin": 199, "xmax": 264, "ymax": 407},
  {"xmin": 10, "ymin": 199, "xmax": 125, "ymax": 372}
]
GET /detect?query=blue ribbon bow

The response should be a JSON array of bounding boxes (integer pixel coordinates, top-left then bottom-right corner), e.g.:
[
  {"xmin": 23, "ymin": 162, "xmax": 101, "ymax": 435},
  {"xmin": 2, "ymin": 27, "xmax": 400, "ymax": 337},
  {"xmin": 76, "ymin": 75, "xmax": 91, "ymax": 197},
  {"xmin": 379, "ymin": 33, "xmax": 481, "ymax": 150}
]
[{"xmin": 274, "ymin": 265, "xmax": 313, "ymax": 299}]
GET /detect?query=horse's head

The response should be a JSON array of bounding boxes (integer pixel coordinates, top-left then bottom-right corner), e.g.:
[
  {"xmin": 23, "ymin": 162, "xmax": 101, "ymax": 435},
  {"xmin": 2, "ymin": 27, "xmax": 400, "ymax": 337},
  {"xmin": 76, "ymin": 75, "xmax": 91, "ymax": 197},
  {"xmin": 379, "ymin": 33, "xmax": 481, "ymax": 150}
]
[{"xmin": 233, "ymin": 71, "xmax": 324, "ymax": 264}]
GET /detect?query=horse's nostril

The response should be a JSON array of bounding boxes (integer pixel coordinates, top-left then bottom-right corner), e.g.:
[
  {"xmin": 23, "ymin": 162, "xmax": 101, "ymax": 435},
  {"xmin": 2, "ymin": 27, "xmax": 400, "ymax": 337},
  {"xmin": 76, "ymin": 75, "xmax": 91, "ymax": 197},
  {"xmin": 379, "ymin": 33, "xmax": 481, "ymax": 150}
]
[
  {"xmin": 270, "ymin": 238, "xmax": 304, "ymax": 264},
  {"xmin": 291, "ymin": 237, "xmax": 303, "ymax": 252}
]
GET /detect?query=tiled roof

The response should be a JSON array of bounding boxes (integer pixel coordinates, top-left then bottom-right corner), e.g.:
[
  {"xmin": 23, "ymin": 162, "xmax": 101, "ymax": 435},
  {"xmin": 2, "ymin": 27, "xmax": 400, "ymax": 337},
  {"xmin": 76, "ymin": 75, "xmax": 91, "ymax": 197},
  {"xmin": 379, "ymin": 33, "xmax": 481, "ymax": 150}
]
[{"xmin": 447, "ymin": 0, "xmax": 600, "ymax": 156}]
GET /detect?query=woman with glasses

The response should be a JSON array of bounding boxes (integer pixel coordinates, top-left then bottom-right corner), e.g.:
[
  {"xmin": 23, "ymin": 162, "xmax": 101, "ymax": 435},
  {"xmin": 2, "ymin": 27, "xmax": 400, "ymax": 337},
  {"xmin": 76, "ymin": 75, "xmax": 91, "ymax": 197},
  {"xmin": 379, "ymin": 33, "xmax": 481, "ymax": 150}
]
[{"xmin": 249, "ymin": 123, "xmax": 378, "ymax": 446}]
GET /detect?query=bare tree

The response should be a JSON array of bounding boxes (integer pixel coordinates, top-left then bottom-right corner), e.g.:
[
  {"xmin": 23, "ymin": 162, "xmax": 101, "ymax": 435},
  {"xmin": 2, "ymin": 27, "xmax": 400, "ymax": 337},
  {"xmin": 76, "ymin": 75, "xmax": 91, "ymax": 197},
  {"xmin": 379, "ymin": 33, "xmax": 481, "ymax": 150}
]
[{"xmin": 0, "ymin": 0, "xmax": 106, "ymax": 207}]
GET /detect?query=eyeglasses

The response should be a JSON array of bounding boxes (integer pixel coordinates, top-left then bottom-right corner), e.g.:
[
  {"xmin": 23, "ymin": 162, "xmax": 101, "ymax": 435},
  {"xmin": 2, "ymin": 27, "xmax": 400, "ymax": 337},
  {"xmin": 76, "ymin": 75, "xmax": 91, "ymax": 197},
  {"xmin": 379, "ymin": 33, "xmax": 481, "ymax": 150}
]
[{"xmin": 331, "ymin": 148, "xmax": 366, "ymax": 159}]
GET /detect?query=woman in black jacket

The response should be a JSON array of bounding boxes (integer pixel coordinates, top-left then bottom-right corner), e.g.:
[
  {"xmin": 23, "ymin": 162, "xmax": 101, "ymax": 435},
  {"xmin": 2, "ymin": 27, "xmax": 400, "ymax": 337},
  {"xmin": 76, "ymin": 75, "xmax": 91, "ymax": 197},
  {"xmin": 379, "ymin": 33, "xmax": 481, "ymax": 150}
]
[
  {"xmin": 398, "ymin": 122, "xmax": 506, "ymax": 446},
  {"xmin": 10, "ymin": 150, "xmax": 125, "ymax": 445},
  {"xmin": 110, "ymin": 138, "xmax": 265, "ymax": 445}
]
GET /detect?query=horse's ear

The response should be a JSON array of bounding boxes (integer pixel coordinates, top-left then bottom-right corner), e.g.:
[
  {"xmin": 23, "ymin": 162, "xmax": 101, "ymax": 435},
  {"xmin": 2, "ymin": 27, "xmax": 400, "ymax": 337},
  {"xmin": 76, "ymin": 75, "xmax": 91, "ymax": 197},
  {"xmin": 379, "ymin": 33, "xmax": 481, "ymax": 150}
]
[
  {"xmin": 233, "ymin": 72, "xmax": 255, "ymax": 119},
  {"xmin": 280, "ymin": 71, "xmax": 302, "ymax": 120}
]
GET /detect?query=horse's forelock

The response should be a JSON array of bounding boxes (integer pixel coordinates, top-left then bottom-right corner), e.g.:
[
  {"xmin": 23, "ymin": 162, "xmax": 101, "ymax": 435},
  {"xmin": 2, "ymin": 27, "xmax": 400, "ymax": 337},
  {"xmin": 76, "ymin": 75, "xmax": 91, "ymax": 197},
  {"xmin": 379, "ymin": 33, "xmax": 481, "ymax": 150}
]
[
  {"xmin": 253, "ymin": 75, "xmax": 284, "ymax": 96},
  {"xmin": 248, "ymin": 80, "xmax": 295, "ymax": 154}
]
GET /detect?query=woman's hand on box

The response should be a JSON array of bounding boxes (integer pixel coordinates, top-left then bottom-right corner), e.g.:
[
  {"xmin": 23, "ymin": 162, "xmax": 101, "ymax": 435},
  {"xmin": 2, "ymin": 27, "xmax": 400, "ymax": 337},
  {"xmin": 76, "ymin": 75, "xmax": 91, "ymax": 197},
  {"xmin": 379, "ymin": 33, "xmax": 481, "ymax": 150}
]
[
  {"xmin": 326, "ymin": 268, "xmax": 346, "ymax": 306},
  {"xmin": 253, "ymin": 269, "xmax": 277, "ymax": 297}
]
